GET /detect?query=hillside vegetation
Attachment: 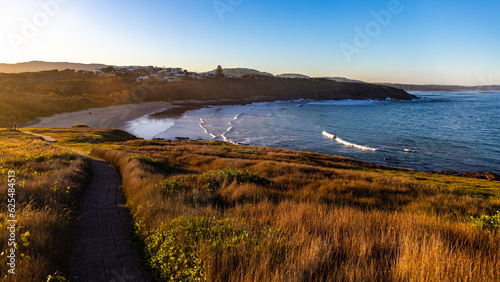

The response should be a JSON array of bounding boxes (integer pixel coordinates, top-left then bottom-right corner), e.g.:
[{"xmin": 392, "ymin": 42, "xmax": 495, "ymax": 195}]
[
  {"xmin": 0, "ymin": 129, "xmax": 92, "ymax": 281},
  {"xmin": 0, "ymin": 70, "xmax": 414, "ymax": 127},
  {"xmin": 2, "ymin": 128, "xmax": 499, "ymax": 281},
  {"xmin": 87, "ymin": 138, "xmax": 500, "ymax": 281}
]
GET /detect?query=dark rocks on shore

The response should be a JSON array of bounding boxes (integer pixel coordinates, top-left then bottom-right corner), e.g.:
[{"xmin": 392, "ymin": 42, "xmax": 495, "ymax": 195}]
[{"xmin": 426, "ymin": 170, "xmax": 500, "ymax": 181}]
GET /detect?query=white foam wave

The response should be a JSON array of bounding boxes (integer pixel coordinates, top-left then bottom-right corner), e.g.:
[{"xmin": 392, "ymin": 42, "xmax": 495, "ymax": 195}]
[
  {"xmin": 322, "ymin": 131, "xmax": 378, "ymax": 151},
  {"xmin": 199, "ymin": 109, "xmax": 245, "ymax": 144},
  {"xmin": 199, "ymin": 113, "xmax": 216, "ymax": 137},
  {"xmin": 221, "ymin": 126, "xmax": 237, "ymax": 144}
]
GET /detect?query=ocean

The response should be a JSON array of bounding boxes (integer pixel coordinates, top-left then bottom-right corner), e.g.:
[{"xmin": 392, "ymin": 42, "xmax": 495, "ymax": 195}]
[{"xmin": 124, "ymin": 92, "xmax": 500, "ymax": 174}]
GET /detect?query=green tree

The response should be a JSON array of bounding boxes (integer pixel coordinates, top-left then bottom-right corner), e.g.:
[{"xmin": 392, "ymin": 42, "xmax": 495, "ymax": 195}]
[
  {"xmin": 215, "ymin": 65, "xmax": 224, "ymax": 78},
  {"xmin": 102, "ymin": 66, "xmax": 115, "ymax": 73}
]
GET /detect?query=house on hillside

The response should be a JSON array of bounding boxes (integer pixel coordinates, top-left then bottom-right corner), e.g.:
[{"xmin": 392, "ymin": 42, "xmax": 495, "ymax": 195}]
[
  {"xmin": 164, "ymin": 76, "xmax": 181, "ymax": 82},
  {"xmin": 87, "ymin": 69, "xmax": 104, "ymax": 75},
  {"xmin": 136, "ymin": 76, "xmax": 149, "ymax": 82}
]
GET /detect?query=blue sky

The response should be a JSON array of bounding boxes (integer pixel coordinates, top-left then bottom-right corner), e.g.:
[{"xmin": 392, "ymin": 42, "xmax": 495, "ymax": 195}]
[{"xmin": 1, "ymin": 0, "xmax": 499, "ymax": 85}]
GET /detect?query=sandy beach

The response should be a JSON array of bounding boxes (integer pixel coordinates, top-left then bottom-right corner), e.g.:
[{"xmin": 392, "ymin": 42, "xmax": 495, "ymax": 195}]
[{"xmin": 23, "ymin": 101, "xmax": 173, "ymax": 129}]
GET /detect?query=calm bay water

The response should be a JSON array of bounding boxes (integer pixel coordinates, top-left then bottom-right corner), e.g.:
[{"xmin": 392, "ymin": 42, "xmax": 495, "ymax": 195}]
[{"xmin": 125, "ymin": 92, "xmax": 500, "ymax": 174}]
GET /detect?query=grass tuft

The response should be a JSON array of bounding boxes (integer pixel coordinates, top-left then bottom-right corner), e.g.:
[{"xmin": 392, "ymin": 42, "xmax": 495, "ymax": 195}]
[
  {"xmin": 471, "ymin": 210, "xmax": 500, "ymax": 233},
  {"xmin": 71, "ymin": 123, "xmax": 89, "ymax": 128}
]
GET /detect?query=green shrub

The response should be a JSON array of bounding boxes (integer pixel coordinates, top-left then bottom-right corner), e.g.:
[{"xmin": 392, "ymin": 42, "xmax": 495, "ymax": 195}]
[
  {"xmin": 156, "ymin": 168, "xmax": 269, "ymax": 197},
  {"xmin": 71, "ymin": 123, "xmax": 89, "ymax": 128},
  {"xmin": 128, "ymin": 155, "xmax": 171, "ymax": 172},
  {"xmin": 198, "ymin": 168, "xmax": 269, "ymax": 190},
  {"xmin": 144, "ymin": 216, "xmax": 251, "ymax": 282},
  {"xmin": 471, "ymin": 211, "xmax": 500, "ymax": 233},
  {"xmin": 156, "ymin": 179, "xmax": 188, "ymax": 196}
]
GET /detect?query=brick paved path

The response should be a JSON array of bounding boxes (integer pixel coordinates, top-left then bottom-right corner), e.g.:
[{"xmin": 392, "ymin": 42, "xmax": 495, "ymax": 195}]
[{"xmin": 70, "ymin": 159, "xmax": 149, "ymax": 281}]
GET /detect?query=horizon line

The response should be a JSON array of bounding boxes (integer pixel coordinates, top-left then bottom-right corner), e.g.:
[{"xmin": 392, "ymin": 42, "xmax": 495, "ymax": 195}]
[{"xmin": 1, "ymin": 60, "xmax": 499, "ymax": 88}]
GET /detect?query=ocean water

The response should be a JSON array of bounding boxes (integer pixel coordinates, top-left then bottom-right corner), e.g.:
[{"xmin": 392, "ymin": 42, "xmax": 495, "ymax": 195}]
[{"xmin": 125, "ymin": 92, "xmax": 500, "ymax": 174}]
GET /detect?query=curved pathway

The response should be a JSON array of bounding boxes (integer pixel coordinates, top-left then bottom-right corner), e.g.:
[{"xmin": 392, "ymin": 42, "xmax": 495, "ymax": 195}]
[
  {"xmin": 20, "ymin": 130, "xmax": 56, "ymax": 143},
  {"xmin": 20, "ymin": 130, "xmax": 148, "ymax": 281},
  {"xmin": 69, "ymin": 159, "xmax": 149, "ymax": 281}
]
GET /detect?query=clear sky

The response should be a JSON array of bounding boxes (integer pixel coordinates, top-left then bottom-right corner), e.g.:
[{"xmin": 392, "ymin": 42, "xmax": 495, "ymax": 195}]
[{"xmin": 1, "ymin": 0, "xmax": 499, "ymax": 85}]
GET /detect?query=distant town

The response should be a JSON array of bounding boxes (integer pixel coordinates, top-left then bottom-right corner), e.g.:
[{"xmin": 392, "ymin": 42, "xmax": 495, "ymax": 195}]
[{"xmin": 86, "ymin": 65, "xmax": 231, "ymax": 83}]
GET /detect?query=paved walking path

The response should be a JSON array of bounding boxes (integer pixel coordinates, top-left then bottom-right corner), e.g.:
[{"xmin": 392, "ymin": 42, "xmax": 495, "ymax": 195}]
[
  {"xmin": 20, "ymin": 130, "xmax": 148, "ymax": 281},
  {"xmin": 69, "ymin": 159, "xmax": 149, "ymax": 281}
]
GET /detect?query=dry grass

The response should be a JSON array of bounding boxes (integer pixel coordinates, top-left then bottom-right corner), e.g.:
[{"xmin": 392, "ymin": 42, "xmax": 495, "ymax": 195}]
[
  {"xmin": 0, "ymin": 129, "xmax": 92, "ymax": 281},
  {"xmin": 91, "ymin": 140, "xmax": 500, "ymax": 281}
]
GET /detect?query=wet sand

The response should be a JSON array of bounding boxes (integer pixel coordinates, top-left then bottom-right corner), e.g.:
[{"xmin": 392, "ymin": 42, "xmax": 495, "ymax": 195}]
[
  {"xmin": 22, "ymin": 97, "xmax": 270, "ymax": 130},
  {"xmin": 23, "ymin": 102, "xmax": 173, "ymax": 129}
]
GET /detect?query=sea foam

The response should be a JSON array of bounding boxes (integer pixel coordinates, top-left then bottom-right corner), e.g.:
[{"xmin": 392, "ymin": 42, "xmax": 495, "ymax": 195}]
[{"xmin": 322, "ymin": 131, "xmax": 378, "ymax": 151}]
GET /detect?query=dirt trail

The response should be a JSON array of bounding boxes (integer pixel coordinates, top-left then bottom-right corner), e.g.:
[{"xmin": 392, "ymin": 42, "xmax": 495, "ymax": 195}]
[{"xmin": 21, "ymin": 130, "xmax": 56, "ymax": 143}]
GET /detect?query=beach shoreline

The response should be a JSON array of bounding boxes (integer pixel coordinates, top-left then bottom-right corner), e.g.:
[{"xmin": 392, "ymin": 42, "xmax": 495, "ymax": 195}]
[
  {"xmin": 21, "ymin": 96, "xmax": 297, "ymax": 131},
  {"xmin": 22, "ymin": 101, "xmax": 173, "ymax": 129}
]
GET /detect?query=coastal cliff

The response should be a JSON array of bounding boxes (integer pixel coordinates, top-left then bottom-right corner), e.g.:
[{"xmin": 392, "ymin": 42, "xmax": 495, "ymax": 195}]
[
  {"xmin": 0, "ymin": 70, "xmax": 415, "ymax": 127},
  {"xmin": 149, "ymin": 75, "xmax": 417, "ymax": 102}
]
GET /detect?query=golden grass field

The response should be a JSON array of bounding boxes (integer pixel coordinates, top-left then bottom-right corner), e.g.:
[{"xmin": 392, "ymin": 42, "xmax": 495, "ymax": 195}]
[
  {"xmin": 1, "ymin": 128, "xmax": 499, "ymax": 281},
  {"xmin": 91, "ymin": 138, "xmax": 500, "ymax": 281},
  {"xmin": 0, "ymin": 129, "xmax": 92, "ymax": 281}
]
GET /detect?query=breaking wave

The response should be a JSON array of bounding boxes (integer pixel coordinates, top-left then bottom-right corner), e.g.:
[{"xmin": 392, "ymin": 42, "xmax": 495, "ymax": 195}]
[
  {"xmin": 322, "ymin": 131, "xmax": 378, "ymax": 151},
  {"xmin": 201, "ymin": 112, "xmax": 242, "ymax": 144},
  {"xmin": 199, "ymin": 113, "xmax": 217, "ymax": 139}
]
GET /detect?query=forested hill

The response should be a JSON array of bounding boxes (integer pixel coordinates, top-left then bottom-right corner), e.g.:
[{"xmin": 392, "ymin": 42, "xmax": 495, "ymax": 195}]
[{"xmin": 0, "ymin": 70, "xmax": 415, "ymax": 127}]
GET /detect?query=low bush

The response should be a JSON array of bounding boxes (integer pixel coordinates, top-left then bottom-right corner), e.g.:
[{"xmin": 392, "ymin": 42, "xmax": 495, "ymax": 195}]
[
  {"xmin": 128, "ymin": 155, "xmax": 171, "ymax": 172},
  {"xmin": 471, "ymin": 210, "xmax": 500, "ymax": 233},
  {"xmin": 71, "ymin": 123, "xmax": 89, "ymax": 128}
]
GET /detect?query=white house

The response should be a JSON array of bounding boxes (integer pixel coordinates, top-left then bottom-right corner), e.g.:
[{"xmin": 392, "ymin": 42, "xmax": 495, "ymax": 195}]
[
  {"xmin": 136, "ymin": 76, "xmax": 149, "ymax": 82},
  {"xmin": 164, "ymin": 76, "xmax": 181, "ymax": 82}
]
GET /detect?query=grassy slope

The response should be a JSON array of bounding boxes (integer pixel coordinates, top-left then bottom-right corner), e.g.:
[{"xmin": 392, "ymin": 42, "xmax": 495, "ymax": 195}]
[
  {"xmin": 0, "ymin": 129, "xmax": 92, "ymax": 281},
  {"xmin": 85, "ymin": 138, "xmax": 499, "ymax": 280},
  {"xmin": 4, "ymin": 128, "xmax": 500, "ymax": 281},
  {"xmin": 0, "ymin": 128, "xmax": 135, "ymax": 281}
]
